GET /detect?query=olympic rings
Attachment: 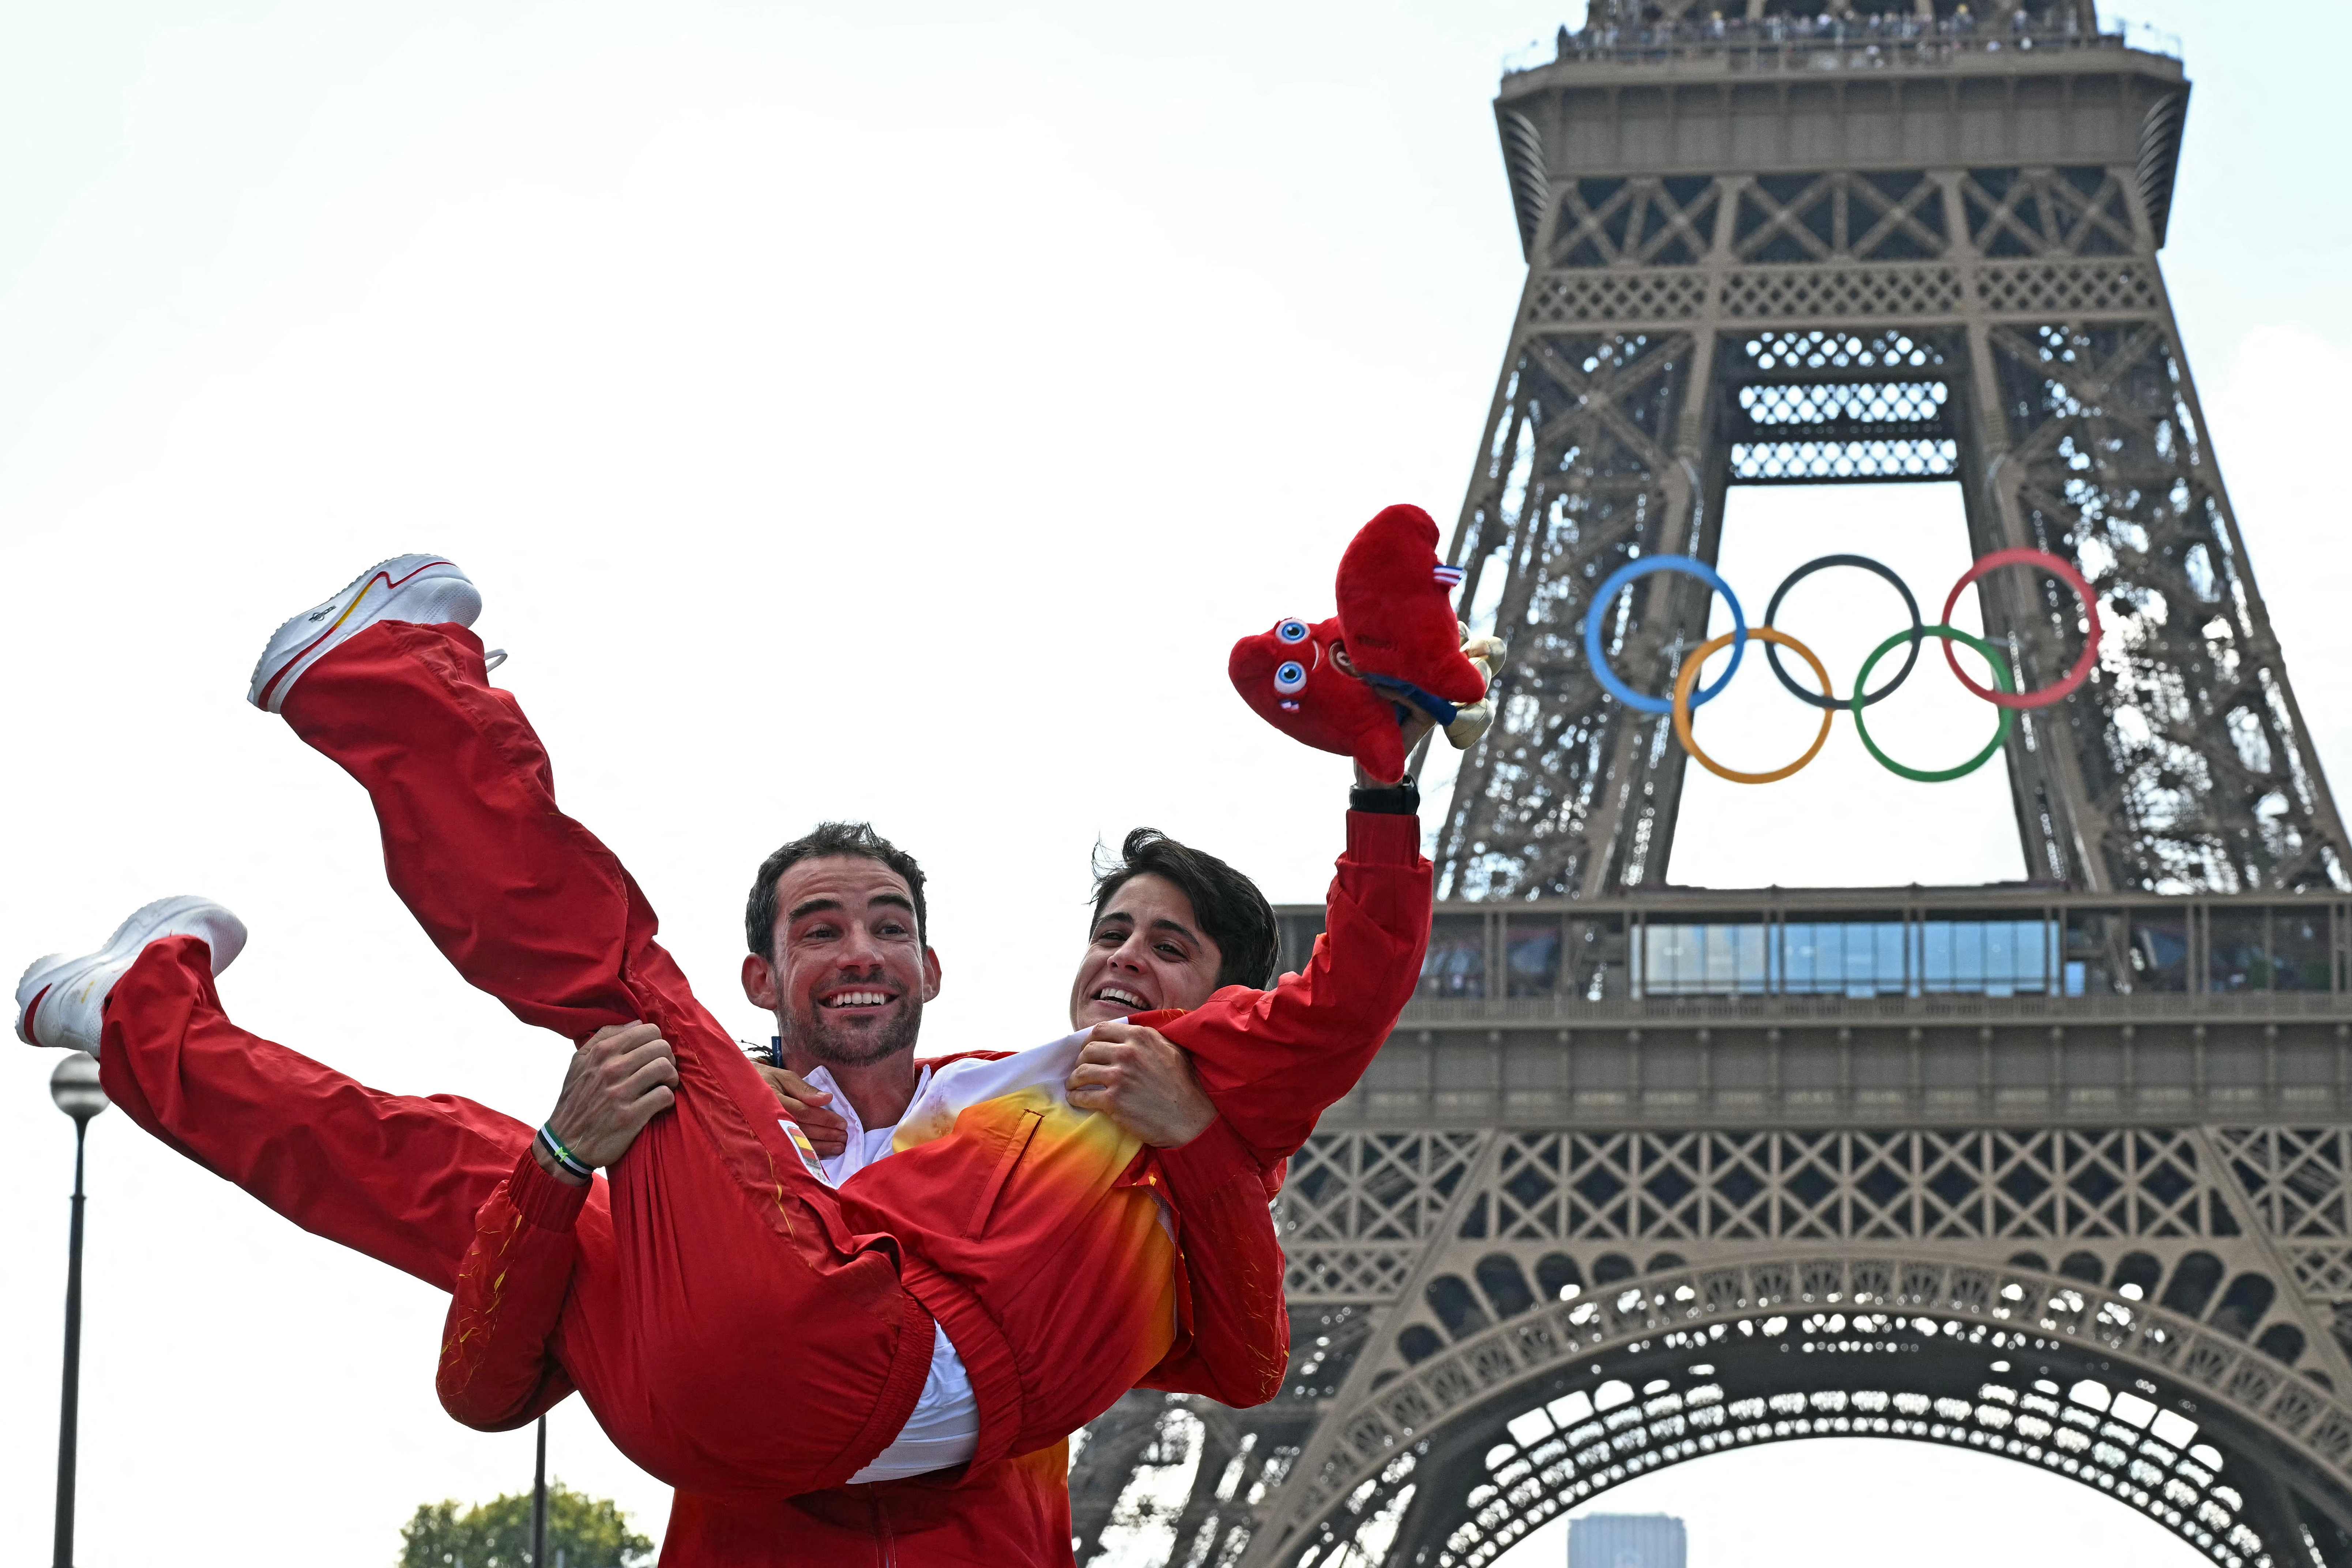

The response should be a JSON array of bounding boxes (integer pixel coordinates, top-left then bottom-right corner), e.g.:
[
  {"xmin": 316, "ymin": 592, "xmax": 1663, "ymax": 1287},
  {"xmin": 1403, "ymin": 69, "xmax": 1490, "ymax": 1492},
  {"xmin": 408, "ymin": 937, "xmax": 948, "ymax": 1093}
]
[
  {"xmin": 1584, "ymin": 555, "xmax": 1747, "ymax": 715},
  {"xmin": 1762, "ymin": 553, "xmax": 1923, "ymax": 711},
  {"xmin": 1672, "ymin": 627, "xmax": 1836, "ymax": 785},
  {"xmin": 1851, "ymin": 625, "xmax": 2016, "ymax": 782},
  {"xmin": 1576, "ymin": 546, "xmax": 2093, "ymax": 783},
  {"xmin": 1938, "ymin": 547, "xmax": 2103, "ymax": 710}
]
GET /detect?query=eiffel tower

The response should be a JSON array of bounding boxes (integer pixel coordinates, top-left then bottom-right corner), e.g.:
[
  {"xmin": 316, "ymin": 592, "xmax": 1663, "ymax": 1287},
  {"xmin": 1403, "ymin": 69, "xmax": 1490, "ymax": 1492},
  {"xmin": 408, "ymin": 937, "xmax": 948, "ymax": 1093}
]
[{"xmin": 1070, "ymin": 5, "xmax": 2352, "ymax": 1565}]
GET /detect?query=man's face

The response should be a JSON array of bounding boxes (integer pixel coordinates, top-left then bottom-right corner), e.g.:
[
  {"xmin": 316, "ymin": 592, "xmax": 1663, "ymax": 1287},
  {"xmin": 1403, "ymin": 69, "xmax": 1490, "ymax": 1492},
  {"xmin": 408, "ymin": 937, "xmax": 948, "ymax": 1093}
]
[
  {"xmin": 1067, "ymin": 872, "xmax": 1225, "ymax": 1029},
  {"xmin": 743, "ymin": 854, "xmax": 940, "ymax": 1069}
]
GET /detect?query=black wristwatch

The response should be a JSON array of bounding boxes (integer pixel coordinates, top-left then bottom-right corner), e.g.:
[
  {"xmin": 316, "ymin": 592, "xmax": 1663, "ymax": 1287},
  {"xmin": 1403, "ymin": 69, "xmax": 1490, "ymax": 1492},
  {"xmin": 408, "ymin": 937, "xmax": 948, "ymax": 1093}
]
[{"xmin": 1350, "ymin": 777, "xmax": 1420, "ymax": 815}]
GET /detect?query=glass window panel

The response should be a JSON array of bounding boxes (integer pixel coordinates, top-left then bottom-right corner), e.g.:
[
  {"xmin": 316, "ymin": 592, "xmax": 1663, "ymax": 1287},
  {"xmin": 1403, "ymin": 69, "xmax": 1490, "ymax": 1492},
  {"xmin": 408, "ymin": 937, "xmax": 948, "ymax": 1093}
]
[
  {"xmin": 2130, "ymin": 912, "xmax": 2189, "ymax": 992},
  {"xmin": 1806, "ymin": 923, "xmax": 1842, "ymax": 996},
  {"xmin": 1784, "ymin": 922, "xmax": 1819, "ymax": 991},
  {"xmin": 1734, "ymin": 923, "xmax": 1768, "ymax": 993},
  {"xmin": 1953, "ymin": 921, "xmax": 1984, "ymax": 988},
  {"xmin": 1640, "ymin": 922, "xmax": 1769, "ymax": 995},
  {"xmin": 1506, "ymin": 917, "xmax": 1563, "ymax": 998},
  {"xmin": 1422, "ymin": 914, "xmax": 1487, "ymax": 999},
  {"xmin": 2271, "ymin": 909, "xmax": 2331, "ymax": 993},
  {"xmin": 1569, "ymin": 916, "xmax": 1629, "ymax": 1001},
  {"xmin": 1641, "ymin": 924, "xmax": 1676, "ymax": 994},
  {"xmin": 1918, "ymin": 916, "xmax": 2051, "ymax": 995},
  {"xmin": 1922, "ymin": 922, "xmax": 1955, "ymax": 990},
  {"xmin": 2063, "ymin": 910, "xmax": 2128, "ymax": 996},
  {"xmin": 2209, "ymin": 911, "xmax": 2268, "ymax": 992},
  {"xmin": 1704, "ymin": 925, "xmax": 1740, "ymax": 991},
  {"xmin": 1836, "ymin": 923, "xmax": 1864, "ymax": 990},
  {"xmin": 1983, "ymin": 920, "xmax": 2014, "ymax": 996},
  {"xmin": 2016, "ymin": 919, "xmax": 2049, "ymax": 991}
]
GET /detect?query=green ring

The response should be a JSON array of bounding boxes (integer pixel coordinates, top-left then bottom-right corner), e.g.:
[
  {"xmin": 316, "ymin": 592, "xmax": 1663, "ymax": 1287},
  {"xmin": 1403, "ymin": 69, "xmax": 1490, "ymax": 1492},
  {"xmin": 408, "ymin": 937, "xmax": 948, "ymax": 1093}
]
[{"xmin": 1850, "ymin": 624, "xmax": 2015, "ymax": 783}]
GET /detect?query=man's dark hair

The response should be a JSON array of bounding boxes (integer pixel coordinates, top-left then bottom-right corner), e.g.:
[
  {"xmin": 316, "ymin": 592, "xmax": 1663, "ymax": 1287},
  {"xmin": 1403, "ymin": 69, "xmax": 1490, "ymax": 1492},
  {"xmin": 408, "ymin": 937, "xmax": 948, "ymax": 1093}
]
[
  {"xmin": 746, "ymin": 821, "xmax": 929, "ymax": 957},
  {"xmin": 1091, "ymin": 828, "xmax": 1279, "ymax": 990}
]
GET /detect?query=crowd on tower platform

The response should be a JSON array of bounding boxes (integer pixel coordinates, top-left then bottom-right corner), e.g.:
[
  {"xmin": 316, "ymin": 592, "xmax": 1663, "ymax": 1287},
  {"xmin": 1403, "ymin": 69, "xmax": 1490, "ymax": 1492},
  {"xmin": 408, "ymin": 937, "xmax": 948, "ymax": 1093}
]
[{"xmin": 1554, "ymin": 5, "xmax": 2096, "ymax": 61}]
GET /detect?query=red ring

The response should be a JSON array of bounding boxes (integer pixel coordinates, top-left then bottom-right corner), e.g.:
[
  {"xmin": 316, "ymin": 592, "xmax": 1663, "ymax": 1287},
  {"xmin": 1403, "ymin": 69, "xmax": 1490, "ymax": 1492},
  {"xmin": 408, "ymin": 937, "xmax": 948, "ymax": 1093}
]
[{"xmin": 1938, "ymin": 547, "xmax": 2103, "ymax": 710}]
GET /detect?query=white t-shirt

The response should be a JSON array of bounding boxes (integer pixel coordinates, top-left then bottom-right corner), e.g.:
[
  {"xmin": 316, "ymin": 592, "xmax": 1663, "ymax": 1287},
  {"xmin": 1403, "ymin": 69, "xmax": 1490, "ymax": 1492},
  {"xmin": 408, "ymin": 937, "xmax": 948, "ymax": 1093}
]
[
  {"xmin": 783, "ymin": 1059, "xmax": 975, "ymax": 1485},
  {"xmin": 801, "ymin": 1062, "xmax": 932, "ymax": 1185}
]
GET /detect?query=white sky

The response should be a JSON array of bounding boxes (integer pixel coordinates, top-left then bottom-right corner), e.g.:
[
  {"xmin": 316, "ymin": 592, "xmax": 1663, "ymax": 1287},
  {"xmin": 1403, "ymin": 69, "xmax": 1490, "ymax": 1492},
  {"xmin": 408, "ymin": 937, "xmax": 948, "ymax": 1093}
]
[{"xmin": 0, "ymin": 2, "xmax": 2343, "ymax": 1563}]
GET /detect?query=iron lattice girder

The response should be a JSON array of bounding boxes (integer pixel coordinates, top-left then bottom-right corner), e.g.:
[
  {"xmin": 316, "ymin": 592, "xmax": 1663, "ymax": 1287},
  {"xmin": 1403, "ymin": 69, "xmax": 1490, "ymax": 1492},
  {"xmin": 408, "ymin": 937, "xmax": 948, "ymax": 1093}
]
[
  {"xmin": 1063, "ymin": 1113, "xmax": 2352, "ymax": 1568},
  {"xmin": 1719, "ymin": 332, "xmax": 1962, "ymax": 484},
  {"xmin": 1434, "ymin": 176, "xmax": 2351, "ymax": 896},
  {"xmin": 1433, "ymin": 25, "xmax": 2351, "ymax": 898},
  {"xmin": 1071, "ymin": 29, "xmax": 2352, "ymax": 1568}
]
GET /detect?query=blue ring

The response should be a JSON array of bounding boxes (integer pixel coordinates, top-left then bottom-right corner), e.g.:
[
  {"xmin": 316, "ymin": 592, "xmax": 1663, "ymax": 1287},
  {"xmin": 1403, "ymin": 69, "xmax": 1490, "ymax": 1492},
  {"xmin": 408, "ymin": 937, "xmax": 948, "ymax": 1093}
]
[{"xmin": 1582, "ymin": 555, "xmax": 1748, "ymax": 715}]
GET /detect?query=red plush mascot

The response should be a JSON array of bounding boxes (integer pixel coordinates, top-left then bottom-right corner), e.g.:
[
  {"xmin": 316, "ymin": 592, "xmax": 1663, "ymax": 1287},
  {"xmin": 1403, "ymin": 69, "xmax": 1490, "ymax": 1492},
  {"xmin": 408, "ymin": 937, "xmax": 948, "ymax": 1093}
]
[{"xmin": 1230, "ymin": 504, "xmax": 1497, "ymax": 781}]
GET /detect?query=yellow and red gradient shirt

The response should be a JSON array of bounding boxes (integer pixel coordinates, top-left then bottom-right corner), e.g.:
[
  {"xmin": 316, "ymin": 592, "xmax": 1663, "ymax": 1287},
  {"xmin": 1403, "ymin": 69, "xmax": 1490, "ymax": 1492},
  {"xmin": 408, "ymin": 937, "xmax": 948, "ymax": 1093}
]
[{"xmin": 833, "ymin": 809, "xmax": 1431, "ymax": 1465}]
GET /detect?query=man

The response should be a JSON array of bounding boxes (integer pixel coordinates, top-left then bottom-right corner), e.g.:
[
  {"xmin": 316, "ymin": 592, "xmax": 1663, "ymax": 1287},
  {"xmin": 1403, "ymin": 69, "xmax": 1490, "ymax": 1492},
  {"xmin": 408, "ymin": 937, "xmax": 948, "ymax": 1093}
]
[{"xmin": 18, "ymin": 551, "xmax": 1435, "ymax": 1562}]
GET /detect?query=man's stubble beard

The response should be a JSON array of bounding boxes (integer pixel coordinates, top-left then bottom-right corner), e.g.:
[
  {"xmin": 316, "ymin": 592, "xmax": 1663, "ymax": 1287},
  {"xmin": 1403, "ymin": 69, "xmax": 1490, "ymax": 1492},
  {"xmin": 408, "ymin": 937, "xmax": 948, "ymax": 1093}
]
[{"xmin": 789, "ymin": 993, "xmax": 924, "ymax": 1069}]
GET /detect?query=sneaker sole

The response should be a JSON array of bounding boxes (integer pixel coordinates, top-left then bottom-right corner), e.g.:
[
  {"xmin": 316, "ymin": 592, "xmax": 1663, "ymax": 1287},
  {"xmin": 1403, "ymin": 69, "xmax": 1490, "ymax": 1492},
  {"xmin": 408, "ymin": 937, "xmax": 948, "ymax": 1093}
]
[
  {"xmin": 15, "ymin": 896, "xmax": 248, "ymax": 1047},
  {"xmin": 248, "ymin": 554, "xmax": 479, "ymax": 713}
]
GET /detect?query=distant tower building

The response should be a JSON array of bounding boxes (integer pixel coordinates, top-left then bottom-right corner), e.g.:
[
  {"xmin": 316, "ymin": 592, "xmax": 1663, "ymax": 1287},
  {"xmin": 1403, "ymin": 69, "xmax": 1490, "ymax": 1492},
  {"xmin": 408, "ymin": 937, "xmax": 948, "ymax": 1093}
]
[
  {"xmin": 1570, "ymin": 1513, "xmax": 1688, "ymax": 1568},
  {"xmin": 1067, "ymin": 8, "xmax": 2352, "ymax": 1565}
]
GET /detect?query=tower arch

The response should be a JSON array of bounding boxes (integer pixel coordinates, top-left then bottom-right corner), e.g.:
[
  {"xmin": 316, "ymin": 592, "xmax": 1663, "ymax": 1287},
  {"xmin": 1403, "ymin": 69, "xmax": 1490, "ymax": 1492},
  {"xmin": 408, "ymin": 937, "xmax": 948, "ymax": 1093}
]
[{"xmin": 1259, "ymin": 1255, "xmax": 2352, "ymax": 1567}]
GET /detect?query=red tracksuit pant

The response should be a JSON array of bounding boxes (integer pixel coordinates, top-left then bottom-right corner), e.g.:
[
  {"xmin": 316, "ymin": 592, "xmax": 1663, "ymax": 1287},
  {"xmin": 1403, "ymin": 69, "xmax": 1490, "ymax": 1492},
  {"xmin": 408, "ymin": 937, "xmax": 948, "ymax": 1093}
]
[{"xmin": 259, "ymin": 620, "xmax": 957, "ymax": 1499}]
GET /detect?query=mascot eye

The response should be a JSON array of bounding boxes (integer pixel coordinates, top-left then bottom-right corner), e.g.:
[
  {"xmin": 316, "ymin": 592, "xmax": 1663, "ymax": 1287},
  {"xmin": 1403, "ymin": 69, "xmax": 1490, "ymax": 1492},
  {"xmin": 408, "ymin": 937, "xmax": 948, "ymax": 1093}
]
[
  {"xmin": 1276, "ymin": 619, "xmax": 1310, "ymax": 644},
  {"xmin": 1274, "ymin": 661, "xmax": 1308, "ymax": 695}
]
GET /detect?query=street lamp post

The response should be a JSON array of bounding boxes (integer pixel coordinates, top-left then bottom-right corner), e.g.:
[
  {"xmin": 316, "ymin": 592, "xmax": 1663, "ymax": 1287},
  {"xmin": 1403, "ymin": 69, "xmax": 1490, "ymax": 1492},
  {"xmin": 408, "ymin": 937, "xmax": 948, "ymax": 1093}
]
[
  {"xmin": 50, "ymin": 1052, "xmax": 108, "ymax": 1568},
  {"xmin": 532, "ymin": 1414, "xmax": 549, "ymax": 1566}
]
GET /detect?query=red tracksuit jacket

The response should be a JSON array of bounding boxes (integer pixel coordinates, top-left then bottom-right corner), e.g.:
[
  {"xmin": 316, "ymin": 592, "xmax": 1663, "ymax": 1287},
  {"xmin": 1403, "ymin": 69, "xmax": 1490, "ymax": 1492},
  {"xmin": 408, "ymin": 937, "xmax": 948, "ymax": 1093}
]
[{"xmin": 436, "ymin": 812, "xmax": 1429, "ymax": 1563}]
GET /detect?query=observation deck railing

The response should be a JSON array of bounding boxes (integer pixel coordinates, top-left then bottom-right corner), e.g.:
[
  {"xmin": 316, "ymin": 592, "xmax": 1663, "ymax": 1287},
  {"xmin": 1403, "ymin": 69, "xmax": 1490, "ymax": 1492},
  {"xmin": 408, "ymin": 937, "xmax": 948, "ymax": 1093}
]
[
  {"xmin": 1283, "ymin": 888, "xmax": 2352, "ymax": 1127},
  {"xmin": 1275, "ymin": 885, "xmax": 2352, "ymax": 1023},
  {"xmin": 1500, "ymin": 16, "xmax": 2180, "ymax": 80}
]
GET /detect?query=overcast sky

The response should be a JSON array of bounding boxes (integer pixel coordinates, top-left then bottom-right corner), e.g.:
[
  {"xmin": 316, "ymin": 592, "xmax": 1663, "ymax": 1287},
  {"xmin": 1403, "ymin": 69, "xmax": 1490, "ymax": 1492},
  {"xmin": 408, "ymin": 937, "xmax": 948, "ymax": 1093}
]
[{"xmin": 1, "ymin": 3, "xmax": 2342, "ymax": 1564}]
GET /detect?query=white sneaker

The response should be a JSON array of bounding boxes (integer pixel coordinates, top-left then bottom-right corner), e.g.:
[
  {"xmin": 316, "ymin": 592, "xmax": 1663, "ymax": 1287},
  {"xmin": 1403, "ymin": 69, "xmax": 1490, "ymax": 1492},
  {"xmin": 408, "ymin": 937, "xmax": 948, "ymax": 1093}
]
[
  {"xmin": 15, "ymin": 896, "xmax": 248, "ymax": 1054},
  {"xmin": 247, "ymin": 554, "xmax": 481, "ymax": 713}
]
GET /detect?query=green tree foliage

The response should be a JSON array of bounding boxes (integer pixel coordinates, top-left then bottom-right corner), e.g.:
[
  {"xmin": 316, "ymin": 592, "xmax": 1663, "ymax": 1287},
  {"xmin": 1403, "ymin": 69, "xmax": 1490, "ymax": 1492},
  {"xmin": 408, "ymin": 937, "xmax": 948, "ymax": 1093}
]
[{"xmin": 398, "ymin": 1481, "xmax": 653, "ymax": 1568}]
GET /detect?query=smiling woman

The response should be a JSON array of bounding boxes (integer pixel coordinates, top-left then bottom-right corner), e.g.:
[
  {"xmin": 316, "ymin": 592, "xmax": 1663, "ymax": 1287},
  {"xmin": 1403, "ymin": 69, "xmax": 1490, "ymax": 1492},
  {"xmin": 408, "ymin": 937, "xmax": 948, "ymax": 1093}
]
[{"xmin": 1070, "ymin": 828, "xmax": 1280, "ymax": 1027}]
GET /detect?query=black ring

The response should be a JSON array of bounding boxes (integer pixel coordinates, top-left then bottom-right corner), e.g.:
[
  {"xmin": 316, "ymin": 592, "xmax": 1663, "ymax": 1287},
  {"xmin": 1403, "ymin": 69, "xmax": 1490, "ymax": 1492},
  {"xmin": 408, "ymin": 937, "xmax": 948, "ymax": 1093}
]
[{"xmin": 1762, "ymin": 553, "xmax": 1923, "ymax": 711}]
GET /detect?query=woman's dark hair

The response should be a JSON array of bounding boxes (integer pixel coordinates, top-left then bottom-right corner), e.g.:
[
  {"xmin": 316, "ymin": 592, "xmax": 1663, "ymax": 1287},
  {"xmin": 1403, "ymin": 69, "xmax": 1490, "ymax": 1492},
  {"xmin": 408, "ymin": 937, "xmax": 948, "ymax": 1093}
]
[
  {"xmin": 746, "ymin": 821, "xmax": 928, "ymax": 956},
  {"xmin": 1091, "ymin": 828, "xmax": 1278, "ymax": 990}
]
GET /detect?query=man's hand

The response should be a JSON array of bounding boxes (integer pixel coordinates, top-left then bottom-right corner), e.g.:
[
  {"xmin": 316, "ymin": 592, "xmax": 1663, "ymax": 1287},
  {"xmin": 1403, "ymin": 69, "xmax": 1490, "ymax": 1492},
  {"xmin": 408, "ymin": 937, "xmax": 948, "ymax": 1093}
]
[
  {"xmin": 537, "ymin": 1022, "xmax": 680, "ymax": 1184},
  {"xmin": 754, "ymin": 1063, "xmax": 850, "ymax": 1157},
  {"xmin": 1067, "ymin": 1020, "xmax": 1217, "ymax": 1148}
]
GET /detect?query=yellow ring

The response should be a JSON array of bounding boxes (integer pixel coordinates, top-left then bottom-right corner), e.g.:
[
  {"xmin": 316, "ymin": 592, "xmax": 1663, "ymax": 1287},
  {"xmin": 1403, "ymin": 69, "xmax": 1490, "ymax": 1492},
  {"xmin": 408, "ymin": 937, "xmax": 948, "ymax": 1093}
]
[{"xmin": 1671, "ymin": 627, "xmax": 1836, "ymax": 785}]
